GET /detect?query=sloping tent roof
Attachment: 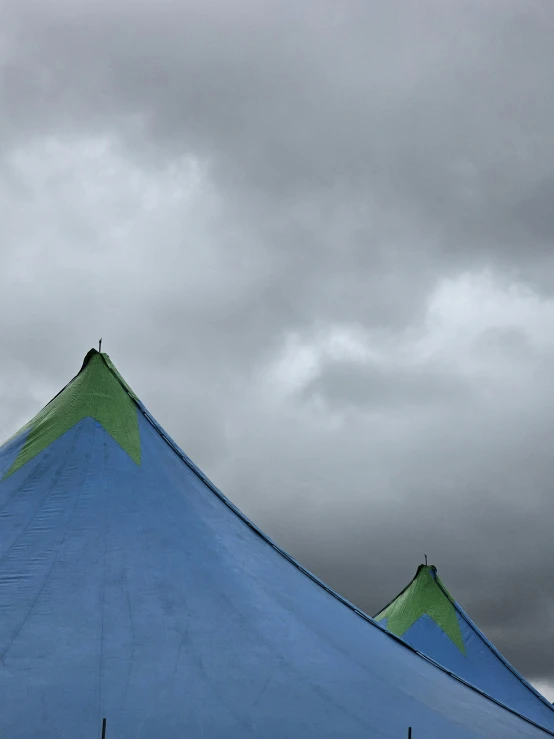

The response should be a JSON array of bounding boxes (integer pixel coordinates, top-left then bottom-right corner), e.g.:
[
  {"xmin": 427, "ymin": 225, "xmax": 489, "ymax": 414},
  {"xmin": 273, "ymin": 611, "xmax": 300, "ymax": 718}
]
[
  {"xmin": 0, "ymin": 349, "xmax": 552, "ymax": 738},
  {"xmin": 375, "ymin": 564, "xmax": 554, "ymax": 732}
]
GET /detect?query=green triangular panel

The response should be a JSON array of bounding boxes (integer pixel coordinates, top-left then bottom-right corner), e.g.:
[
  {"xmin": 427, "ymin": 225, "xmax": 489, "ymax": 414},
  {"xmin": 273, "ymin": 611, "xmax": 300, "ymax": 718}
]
[
  {"xmin": 4, "ymin": 351, "xmax": 140, "ymax": 478},
  {"xmin": 376, "ymin": 565, "xmax": 466, "ymax": 655}
]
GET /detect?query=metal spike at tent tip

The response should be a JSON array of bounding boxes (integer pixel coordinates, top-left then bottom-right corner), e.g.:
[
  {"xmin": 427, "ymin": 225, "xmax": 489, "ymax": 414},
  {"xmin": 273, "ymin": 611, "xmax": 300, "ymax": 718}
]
[
  {"xmin": 424, "ymin": 554, "xmax": 427, "ymax": 566},
  {"xmin": 99, "ymin": 338, "xmax": 102, "ymax": 353}
]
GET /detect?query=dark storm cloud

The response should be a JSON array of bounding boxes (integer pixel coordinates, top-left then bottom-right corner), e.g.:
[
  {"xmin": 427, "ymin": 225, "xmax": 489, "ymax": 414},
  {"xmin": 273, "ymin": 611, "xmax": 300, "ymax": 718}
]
[
  {"xmin": 2, "ymin": 0, "xmax": 554, "ymax": 691},
  {"xmin": 3, "ymin": 1, "xmax": 554, "ymax": 265},
  {"xmin": 513, "ymin": 177, "xmax": 554, "ymax": 242}
]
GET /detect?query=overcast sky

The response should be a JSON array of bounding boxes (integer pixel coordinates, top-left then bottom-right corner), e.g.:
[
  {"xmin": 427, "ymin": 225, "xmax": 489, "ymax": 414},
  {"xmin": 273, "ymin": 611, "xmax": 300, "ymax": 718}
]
[{"xmin": 2, "ymin": 0, "xmax": 554, "ymax": 697}]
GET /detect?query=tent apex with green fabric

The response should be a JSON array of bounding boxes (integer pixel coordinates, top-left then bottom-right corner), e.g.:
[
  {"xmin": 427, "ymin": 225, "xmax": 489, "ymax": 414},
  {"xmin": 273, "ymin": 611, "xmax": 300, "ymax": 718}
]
[{"xmin": 375, "ymin": 563, "xmax": 554, "ymax": 730}]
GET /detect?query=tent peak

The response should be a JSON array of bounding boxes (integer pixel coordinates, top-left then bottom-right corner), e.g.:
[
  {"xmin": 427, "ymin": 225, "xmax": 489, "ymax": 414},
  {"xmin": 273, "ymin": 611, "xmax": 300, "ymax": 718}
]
[
  {"xmin": 375, "ymin": 563, "xmax": 464, "ymax": 653},
  {"xmin": 2, "ymin": 349, "xmax": 141, "ymax": 478},
  {"xmin": 375, "ymin": 563, "xmax": 554, "ymax": 728},
  {"xmin": 416, "ymin": 563, "xmax": 437, "ymax": 576},
  {"xmin": 81, "ymin": 346, "xmax": 105, "ymax": 367}
]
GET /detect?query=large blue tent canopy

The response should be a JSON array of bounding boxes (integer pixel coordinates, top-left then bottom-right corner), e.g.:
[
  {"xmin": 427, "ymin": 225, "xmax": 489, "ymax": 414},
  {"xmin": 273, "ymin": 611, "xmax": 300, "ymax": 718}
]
[{"xmin": 0, "ymin": 349, "xmax": 552, "ymax": 738}]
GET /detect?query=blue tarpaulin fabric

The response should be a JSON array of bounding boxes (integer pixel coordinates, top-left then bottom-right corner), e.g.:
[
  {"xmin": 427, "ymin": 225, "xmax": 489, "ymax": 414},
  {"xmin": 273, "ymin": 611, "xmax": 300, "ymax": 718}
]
[{"xmin": 0, "ymin": 350, "xmax": 552, "ymax": 738}]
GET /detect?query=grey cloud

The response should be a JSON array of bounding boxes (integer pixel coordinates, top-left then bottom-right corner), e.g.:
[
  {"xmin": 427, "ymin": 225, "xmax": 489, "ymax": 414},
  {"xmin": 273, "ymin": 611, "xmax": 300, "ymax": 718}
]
[
  {"xmin": 303, "ymin": 358, "xmax": 469, "ymax": 411},
  {"xmin": 513, "ymin": 178, "xmax": 554, "ymax": 242},
  {"xmin": 3, "ymin": 0, "xmax": 553, "ymax": 348},
  {"xmin": 3, "ymin": 2, "xmax": 554, "ymax": 265}
]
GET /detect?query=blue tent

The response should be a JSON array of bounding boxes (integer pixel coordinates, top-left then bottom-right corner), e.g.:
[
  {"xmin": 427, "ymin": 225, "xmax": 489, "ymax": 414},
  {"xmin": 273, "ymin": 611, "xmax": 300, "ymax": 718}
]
[
  {"xmin": 375, "ymin": 564, "xmax": 554, "ymax": 732},
  {"xmin": 0, "ymin": 349, "xmax": 552, "ymax": 738}
]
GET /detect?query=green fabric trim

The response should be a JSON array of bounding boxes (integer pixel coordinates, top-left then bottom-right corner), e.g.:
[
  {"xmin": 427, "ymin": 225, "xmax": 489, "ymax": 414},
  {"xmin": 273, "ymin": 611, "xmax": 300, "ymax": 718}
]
[
  {"xmin": 4, "ymin": 352, "xmax": 140, "ymax": 478},
  {"xmin": 376, "ymin": 565, "xmax": 466, "ymax": 655}
]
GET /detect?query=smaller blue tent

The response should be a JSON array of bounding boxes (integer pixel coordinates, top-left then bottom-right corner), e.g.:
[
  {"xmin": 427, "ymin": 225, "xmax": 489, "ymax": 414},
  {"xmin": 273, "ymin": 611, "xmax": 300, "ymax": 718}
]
[{"xmin": 375, "ymin": 564, "xmax": 554, "ymax": 731}]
